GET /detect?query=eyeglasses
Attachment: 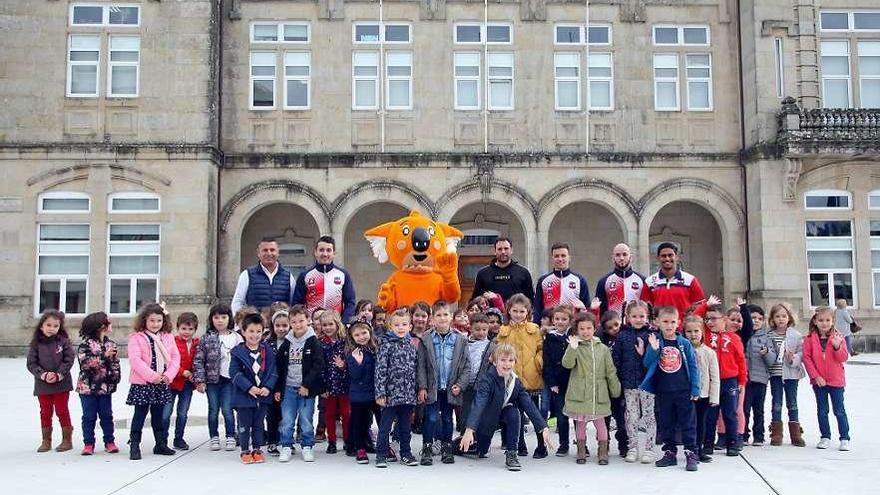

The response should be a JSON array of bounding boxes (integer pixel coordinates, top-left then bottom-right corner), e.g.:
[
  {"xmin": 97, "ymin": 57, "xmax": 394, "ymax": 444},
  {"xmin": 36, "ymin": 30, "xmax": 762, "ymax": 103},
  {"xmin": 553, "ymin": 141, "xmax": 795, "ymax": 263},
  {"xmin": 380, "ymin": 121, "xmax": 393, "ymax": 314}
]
[{"xmin": 703, "ymin": 316, "xmax": 721, "ymax": 322}]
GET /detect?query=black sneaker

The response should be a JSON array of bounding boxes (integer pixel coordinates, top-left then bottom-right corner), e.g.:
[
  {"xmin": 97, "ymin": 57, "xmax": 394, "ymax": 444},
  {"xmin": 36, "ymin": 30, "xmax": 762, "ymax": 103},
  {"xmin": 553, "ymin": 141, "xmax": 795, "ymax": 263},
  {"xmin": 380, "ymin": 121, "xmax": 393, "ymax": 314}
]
[
  {"xmin": 420, "ymin": 444, "xmax": 433, "ymax": 466},
  {"xmin": 685, "ymin": 450, "xmax": 699, "ymax": 472},
  {"xmin": 173, "ymin": 438, "xmax": 190, "ymax": 450},
  {"xmin": 505, "ymin": 450, "xmax": 521, "ymax": 471},
  {"xmin": 267, "ymin": 444, "xmax": 280, "ymax": 456},
  {"xmin": 655, "ymin": 450, "xmax": 677, "ymax": 467},
  {"xmin": 726, "ymin": 447, "xmax": 739, "ymax": 457},
  {"xmin": 555, "ymin": 445, "xmax": 569, "ymax": 457},
  {"xmin": 441, "ymin": 442, "xmax": 455, "ymax": 464},
  {"xmin": 326, "ymin": 442, "xmax": 338, "ymax": 454},
  {"xmin": 375, "ymin": 456, "xmax": 388, "ymax": 468},
  {"xmin": 517, "ymin": 443, "xmax": 529, "ymax": 457},
  {"xmin": 532, "ymin": 445, "xmax": 548, "ymax": 459},
  {"xmin": 714, "ymin": 439, "xmax": 725, "ymax": 451},
  {"xmin": 701, "ymin": 446, "xmax": 714, "ymax": 458},
  {"xmin": 400, "ymin": 454, "xmax": 419, "ymax": 466},
  {"xmin": 699, "ymin": 452, "xmax": 713, "ymax": 463},
  {"xmin": 386, "ymin": 448, "xmax": 398, "ymax": 463}
]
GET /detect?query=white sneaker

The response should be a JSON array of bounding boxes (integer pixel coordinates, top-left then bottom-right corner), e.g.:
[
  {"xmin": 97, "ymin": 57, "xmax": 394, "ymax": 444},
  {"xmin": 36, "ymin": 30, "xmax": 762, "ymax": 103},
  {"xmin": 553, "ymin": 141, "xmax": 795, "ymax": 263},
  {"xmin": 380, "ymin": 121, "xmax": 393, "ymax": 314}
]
[
  {"xmin": 817, "ymin": 438, "xmax": 831, "ymax": 449},
  {"xmin": 225, "ymin": 437, "xmax": 236, "ymax": 451},
  {"xmin": 279, "ymin": 446, "xmax": 292, "ymax": 462},
  {"xmin": 302, "ymin": 446, "xmax": 315, "ymax": 462},
  {"xmin": 625, "ymin": 450, "xmax": 639, "ymax": 463},
  {"xmin": 640, "ymin": 451, "xmax": 654, "ymax": 464},
  {"xmin": 209, "ymin": 437, "xmax": 221, "ymax": 451},
  {"xmin": 839, "ymin": 440, "xmax": 850, "ymax": 451}
]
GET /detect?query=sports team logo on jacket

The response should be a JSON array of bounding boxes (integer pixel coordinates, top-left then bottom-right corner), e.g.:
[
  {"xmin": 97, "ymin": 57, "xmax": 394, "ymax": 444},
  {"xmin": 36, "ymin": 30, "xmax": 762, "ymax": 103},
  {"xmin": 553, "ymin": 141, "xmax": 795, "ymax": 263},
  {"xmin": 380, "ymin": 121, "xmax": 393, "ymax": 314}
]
[
  {"xmin": 540, "ymin": 272, "xmax": 583, "ymax": 308},
  {"xmin": 303, "ymin": 267, "xmax": 345, "ymax": 313}
]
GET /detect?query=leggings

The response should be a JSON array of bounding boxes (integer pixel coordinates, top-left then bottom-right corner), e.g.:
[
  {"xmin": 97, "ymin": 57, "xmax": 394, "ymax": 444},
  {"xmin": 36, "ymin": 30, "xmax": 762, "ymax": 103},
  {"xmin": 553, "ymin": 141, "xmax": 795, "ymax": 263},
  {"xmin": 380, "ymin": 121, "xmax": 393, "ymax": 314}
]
[
  {"xmin": 38, "ymin": 392, "xmax": 72, "ymax": 428},
  {"xmin": 575, "ymin": 417, "xmax": 608, "ymax": 442}
]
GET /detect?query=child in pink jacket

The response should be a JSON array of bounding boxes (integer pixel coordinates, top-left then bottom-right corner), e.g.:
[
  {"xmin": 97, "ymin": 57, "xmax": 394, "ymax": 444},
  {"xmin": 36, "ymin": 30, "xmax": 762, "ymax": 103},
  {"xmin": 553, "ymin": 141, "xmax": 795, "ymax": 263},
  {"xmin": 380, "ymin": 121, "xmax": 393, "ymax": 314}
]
[
  {"xmin": 802, "ymin": 306, "xmax": 850, "ymax": 451},
  {"xmin": 127, "ymin": 303, "xmax": 181, "ymax": 460}
]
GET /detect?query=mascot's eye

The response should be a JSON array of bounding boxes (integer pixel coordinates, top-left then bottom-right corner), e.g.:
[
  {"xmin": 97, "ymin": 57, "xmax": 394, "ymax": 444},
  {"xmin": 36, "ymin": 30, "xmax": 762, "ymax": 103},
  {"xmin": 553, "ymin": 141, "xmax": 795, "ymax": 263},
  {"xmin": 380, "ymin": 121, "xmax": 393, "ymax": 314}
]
[
  {"xmin": 428, "ymin": 226, "xmax": 435, "ymax": 236},
  {"xmin": 402, "ymin": 225, "xmax": 410, "ymax": 236}
]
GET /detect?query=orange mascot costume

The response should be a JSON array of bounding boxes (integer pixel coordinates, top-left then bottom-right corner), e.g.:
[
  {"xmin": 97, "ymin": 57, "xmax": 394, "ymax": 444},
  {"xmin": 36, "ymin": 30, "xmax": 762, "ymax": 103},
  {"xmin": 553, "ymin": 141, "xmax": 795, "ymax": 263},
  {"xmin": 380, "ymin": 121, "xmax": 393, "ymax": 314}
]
[{"xmin": 364, "ymin": 210, "xmax": 463, "ymax": 312}]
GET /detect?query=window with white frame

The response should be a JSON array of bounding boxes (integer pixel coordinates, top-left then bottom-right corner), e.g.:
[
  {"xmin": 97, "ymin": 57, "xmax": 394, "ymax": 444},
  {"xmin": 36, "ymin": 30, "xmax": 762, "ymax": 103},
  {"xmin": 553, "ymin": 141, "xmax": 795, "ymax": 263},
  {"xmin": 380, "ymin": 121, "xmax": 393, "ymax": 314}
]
[
  {"xmin": 36, "ymin": 224, "xmax": 89, "ymax": 315},
  {"xmin": 454, "ymin": 52, "xmax": 480, "ymax": 110},
  {"xmin": 806, "ymin": 220, "xmax": 855, "ymax": 307},
  {"xmin": 872, "ymin": 220, "xmax": 880, "ymax": 307},
  {"xmin": 686, "ymin": 53, "xmax": 712, "ymax": 110},
  {"xmin": 455, "ymin": 23, "xmax": 483, "ymax": 44},
  {"xmin": 805, "ymin": 190, "xmax": 852, "ymax": 209},
  {"xmin": 354, "ymin": 23, "xmax": 381, "ymax": 43},
  {"xmin": 870, "ymin": 190, "xmax": 880, "ymax": 209},
  {"xmin": 488, "ymin": 52, "xmax": 514, "ymax": 110},
  {"xmin": 454, "ymin": 23, "xmax": 512, "ymax": 44},
  {"xmin": 353, "ymin": 23, "xmax": 410, "ymax": 44},
  {"xmin": 588, "ymin": 53, "xmax": 613, "ymax": 110},
  {"xmin": 821, "ymin": 41, "xmax": 852, "ymax": 108},
  {"xmin": 554, "ymin": 52, "xmax": 580, "ymax": 110},
  {"xmin": 653, "ymin": 25, "xmax": 710, "ymax": 46},
  {"xmin": 774, "ymin": 37, "xmax": 785, "ymax": 98},
  {"xmin": 39, "ymin": 192, "xmax": 90, "ymax": 214},
  {"xmin": 859, "ymin": 41, "xmax": 880, "ymax": 108},
  {"xmin": 251, "ymin": 22, "xmax": 311, "ymax": 43},
  {"xmin": 384, "ymin": 24, "xmax": 411, "ymax": 43},
  {"xmin": 107, "ymin": 224, "xmax": 160, "ymax": 314},
  {"xmin": 67, "ymin": 35, "xmax": 100, "ymax": 97},
  {"xmin": 250, "ymin": 52, "xmax": 276, "ymax": 109},
  {"xmin": 352, "ymin": 51, "xmax": 379, "ymax": 109},
  {"xmin": 820, "ymin": 11, "xmax": 880, "ymax": 32},
  {"xmin": 486, "ymin": 23, "xmax": 512, "ymax": 44},
  {"xmin": 108, "ymin": 36, "xmax": 139, "ymax": 97},
  {"xmin": 385, "ymin": 52, "xmax": 412, "ymax": 110},
  {"xmin": 554, "ymin": 24, "xmax": 612, "ymax": 45},
  {"xmin": 109, "ymin": 192, "xmax": 160, "ymax": 213},
  {"xmin": 71, "ymin": 4, "xmax": 139, "ymax": 26},
  {"xmin": 654, "ymin": 54, "xmax": 679, "ymax": 111},
  {"xmin": 284, "ymin": 52, "xmax": 310, "ymax": 109}
]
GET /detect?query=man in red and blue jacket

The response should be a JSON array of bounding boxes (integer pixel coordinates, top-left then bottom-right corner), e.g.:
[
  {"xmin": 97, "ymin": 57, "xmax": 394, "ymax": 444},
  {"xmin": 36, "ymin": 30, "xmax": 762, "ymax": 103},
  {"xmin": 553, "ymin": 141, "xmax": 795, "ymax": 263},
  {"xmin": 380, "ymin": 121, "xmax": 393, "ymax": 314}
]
[{"xmin": 641, "ymin": 242, "xmax": 705, "ymax": 320}]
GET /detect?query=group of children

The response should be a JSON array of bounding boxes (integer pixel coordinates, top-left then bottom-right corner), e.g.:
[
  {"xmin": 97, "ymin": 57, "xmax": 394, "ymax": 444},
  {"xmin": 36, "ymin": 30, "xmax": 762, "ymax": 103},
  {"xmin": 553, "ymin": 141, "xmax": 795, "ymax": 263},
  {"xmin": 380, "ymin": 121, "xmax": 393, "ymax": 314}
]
[{"xmin": 26, "ymin": 292, "xmax": 853, "ymax": 471}]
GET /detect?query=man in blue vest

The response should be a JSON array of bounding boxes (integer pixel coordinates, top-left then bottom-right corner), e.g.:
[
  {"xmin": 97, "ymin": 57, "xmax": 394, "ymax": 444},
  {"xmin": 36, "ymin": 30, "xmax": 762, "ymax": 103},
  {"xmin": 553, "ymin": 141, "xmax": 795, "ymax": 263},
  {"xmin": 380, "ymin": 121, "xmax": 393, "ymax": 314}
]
[{"xmin": 231, "ymin": 237, "xmax": 294, "ymax": 313}]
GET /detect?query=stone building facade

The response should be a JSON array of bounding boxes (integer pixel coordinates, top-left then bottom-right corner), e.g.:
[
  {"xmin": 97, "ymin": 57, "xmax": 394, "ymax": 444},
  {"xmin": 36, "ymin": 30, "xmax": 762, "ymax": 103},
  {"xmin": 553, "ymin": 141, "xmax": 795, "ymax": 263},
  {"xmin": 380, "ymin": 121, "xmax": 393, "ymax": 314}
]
[{"xmin": 0, "ymin": 0, "xmax": 878, "ymax": 353}]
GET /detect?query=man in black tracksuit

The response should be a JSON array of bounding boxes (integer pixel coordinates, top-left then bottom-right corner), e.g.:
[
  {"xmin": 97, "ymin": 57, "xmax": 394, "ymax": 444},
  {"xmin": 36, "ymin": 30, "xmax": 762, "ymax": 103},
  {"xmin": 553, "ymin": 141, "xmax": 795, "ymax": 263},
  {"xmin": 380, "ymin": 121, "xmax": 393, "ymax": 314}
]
[{"xmin": 472, "ymin": 238, "xmax": 534, "ymax": 303}]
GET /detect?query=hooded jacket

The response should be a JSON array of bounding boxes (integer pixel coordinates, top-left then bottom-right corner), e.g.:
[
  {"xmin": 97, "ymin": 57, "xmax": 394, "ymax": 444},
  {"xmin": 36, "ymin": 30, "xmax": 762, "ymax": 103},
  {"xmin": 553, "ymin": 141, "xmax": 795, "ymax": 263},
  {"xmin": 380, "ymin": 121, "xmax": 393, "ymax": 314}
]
[
  {"xmin": 275, "ymin": 328, "xmax": 324, "ymax": 398},
  {"xmin": 562, "ymin": 336, "xmax": 621, "ymax": 417},
  {"xmin": 640, "ymin": 334, "xmax": 701, "ymax": 398},
  {"xmin": 495, "ymin": 320, "xmax": 543, "ymax": 390},
  {"xmin": 374, "ymin": 331, "xmax": 418, "ymax": 407}
]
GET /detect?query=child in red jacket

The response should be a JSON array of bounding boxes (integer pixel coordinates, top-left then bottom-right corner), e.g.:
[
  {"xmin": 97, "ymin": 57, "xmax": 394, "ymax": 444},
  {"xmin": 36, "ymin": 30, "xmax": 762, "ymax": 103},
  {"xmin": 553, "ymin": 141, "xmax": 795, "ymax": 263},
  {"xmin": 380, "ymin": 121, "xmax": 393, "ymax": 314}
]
[
  {"xmin": 700, "ymin": 303, "xmax": 747, "ymax": 457},
  {"xmin": 164, "ymin": 312, "xmax": 199, "ymax": 451},
  {"xmin": 803, "ymin": 306, "xmax": 850, "ymax": 451}
]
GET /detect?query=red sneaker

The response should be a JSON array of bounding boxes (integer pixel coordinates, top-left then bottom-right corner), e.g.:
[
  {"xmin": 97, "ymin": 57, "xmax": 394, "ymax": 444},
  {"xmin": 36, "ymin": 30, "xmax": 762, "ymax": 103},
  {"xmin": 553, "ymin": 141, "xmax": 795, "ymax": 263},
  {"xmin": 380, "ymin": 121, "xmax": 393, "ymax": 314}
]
[
  {"xmin": 104, "ymin": 442, "xmax": 119, "ymax": 453},
  {"xmin": 240, "ymin": 452, "xmax": 255, "ymax": 464},
  {"xmin": 252, "ymin": 450, "xmax": 266, "ymax": 463},
  {"xmin": 81, "ymin": 444, "xmax": 94, "ymax": 456}
]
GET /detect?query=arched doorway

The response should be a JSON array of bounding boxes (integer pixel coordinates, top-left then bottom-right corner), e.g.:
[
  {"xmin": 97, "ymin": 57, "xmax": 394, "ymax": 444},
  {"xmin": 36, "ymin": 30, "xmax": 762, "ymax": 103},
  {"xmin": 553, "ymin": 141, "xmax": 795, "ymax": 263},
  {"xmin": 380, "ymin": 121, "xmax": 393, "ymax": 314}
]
[
  {"xmin": 548, "ymin": 202, "xmax": 626, "ymax": 290},
  {"xmin": 450, "ymin": 202, "xmax": 527, "ymax": 306},
  {"xmin": 240, "ymin": 203, "xmax": 321, "ymax": 279},
  {"xmin": 648, "ymin": 201, "xmax": 723, "ymax": 297},
  {"xmin": 343, "ymin": 202, "xmax": 409, "ymax": 305}
]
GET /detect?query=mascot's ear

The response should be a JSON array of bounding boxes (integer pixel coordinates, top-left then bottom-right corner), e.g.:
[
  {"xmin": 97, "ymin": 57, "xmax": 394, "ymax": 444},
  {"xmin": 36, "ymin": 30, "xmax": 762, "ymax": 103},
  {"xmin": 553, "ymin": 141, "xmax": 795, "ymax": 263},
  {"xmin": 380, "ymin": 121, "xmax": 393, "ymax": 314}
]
[
  {"xmin": 364, "ymin": 222, "xmax": 394, "ymax": 264},
  {"xmin": 440, "ymin": 224, "xmax": 464, "ymax": 253}
]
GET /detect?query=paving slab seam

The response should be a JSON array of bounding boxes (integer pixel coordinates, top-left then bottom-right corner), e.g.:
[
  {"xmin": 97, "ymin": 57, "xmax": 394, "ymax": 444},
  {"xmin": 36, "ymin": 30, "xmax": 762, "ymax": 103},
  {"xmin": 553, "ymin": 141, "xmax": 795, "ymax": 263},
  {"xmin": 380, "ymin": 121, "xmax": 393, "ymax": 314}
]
[
  {"xmin": 738, "ymin": 451, "xmax": 781, "ymax": 495},
  {"xmin": 105, "ymin": 440, "xmax": 208, "ymax": 495}
]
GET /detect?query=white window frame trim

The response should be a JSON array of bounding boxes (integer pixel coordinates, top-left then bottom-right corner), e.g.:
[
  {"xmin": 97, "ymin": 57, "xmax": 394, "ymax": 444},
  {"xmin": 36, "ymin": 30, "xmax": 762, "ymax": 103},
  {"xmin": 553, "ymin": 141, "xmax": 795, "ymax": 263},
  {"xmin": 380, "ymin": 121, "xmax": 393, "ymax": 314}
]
[
  {"xmin": 554, "ymin": 52, "xmax": 581, "ymax": 111},
  {"xmin": 819, "ymin": 10, "xmax": 880, "ymax": 33},
  {"xmin": 805, "ymin": 220, "xmax": 857, "ymax": 309},
  {"xmin": 487, "ymin": 51, "xmax": 515, "ymax": 111},
  {"xmin": 352, "ymin": 22, "xmax": 412, "ymax": 45},
  {"xmin": 250, "ymin": 22, "xmax": 312, "ymax": 44},
  {"xmin": 385, "ymin": 51, "xmax": 413, "ymax": 111},
  {"xmin": 588, "ymin": 52, "xmax": 614, "ymax": 111},
  {"xmin": 66, "ymin": 34, "xmax": 101, "ymax": 98},
  {"xmin": 70, "ymin": 3, "xmax": 141, "ymax": 27},
  {"xmin": 38, "ymin": 191, "xmax": 91, "ymax": 214},
  {"xmin": 804, "ymin": 189, "xmax": 853, "ymax": 210},
  {"xmin": 249, "ymin": 51, "xmax": 277, "ymax": 111},
  {"xmin": 554, "ymin": 23, "xmax": 583, "ymax": 45},
  {"xmin": 352, "ymin": 50, "xmax": 380, "ymax": 110},
  {"xmin": 653, "ymin": 25, "xmax": 711, "ymax": 46},
  {"xmin": 858, "ymin": 41, "xmax": 880, "ymax": 108},
  {"xmin": 871, "ymin": 220, "xmax": 880, "ymax": 308},
  {"xmin": 820, "ymin": 39, "xmax": 854, "ymax": 109},
  {"xmin": 870, "ymin": 190, "xmax": 880, "ymax": 210},
  {"xmin": 34, "ymin": 223, "xmax": 91, "ymax": 317},
  {"xmin": 485, "ymin": 22, "xmax": 513, "ymax": 45},
  {"xmin": 453, "ymin": 51, "xmax": 481, "ymax": 110},
  {"xmin": 685, "ymin": 53, "xmax": 713, "ymax": 111},
  {"xmin": 105, "ymin": 223, "xmax": 161, "ymax": 316},
  {"xmin": 653, "ymin": 53, "xmax": 680, "ymax": 111},
  {"xmin": 107, "ymin": 35, "xmax": 140, "ymax": 98},
  {"xmin": 454, "ymin": 22, "xmax": 484, "ymax": 45},
  {"xmin": 283, "ymin": 51, "xmax": 311, "ymax": 110},
  {"xmin": 108, "ymin": 191, "xmax": 161, "ymax": 213},
  {"xmin": 553, "ymin": 24, "xmax": 614, "ymax": 46},
  {"xmin": 587, "ymin": 24, "xmax": 613, "ymax": 46}
]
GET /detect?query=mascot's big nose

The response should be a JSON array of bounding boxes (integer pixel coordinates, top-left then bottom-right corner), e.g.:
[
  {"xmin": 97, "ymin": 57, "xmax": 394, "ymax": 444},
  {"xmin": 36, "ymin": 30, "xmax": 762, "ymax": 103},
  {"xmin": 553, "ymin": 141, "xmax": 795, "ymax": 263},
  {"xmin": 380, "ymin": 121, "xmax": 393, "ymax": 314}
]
[{"xmin": 411, "ymin": 228, "xmax": 430, "ymax": 252}]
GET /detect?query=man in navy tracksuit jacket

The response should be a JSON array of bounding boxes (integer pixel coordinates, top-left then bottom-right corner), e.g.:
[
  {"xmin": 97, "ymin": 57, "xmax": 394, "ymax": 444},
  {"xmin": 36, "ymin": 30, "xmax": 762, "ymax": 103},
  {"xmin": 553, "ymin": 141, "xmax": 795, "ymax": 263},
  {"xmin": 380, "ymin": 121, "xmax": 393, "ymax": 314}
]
[
  {"xmin": 595, "ymin": 244, "xmax": 645, "ymax": 316},
  {"xmin": 291, "ymin": 236, "xmax": 356, "ymax": 322},
  {"xmin": 533, "ymin": 243, "xmax": 589, "ymax": 324}
]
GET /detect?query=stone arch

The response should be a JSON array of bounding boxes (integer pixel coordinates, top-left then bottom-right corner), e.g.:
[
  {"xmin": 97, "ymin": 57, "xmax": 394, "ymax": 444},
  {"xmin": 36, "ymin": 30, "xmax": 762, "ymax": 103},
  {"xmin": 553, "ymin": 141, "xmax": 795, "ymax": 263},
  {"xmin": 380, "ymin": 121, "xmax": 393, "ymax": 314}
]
[
  {"xmin": 218, "ymin": 181, "xmax": 330, "ymax": 298},
  {"xmin": 548, "ymin": 202, "xmax": 629, "ymax": 289},
  {"xmin": 342, "ymin": 201, "xmax": 411, "ymax": 302},
  {"xmin": 638, "ymin": 178, "xmax": 747, "ymax": 301},
  {"xmin": 330, "ymin": 179, "xmax": 434, "ymax": 233}
]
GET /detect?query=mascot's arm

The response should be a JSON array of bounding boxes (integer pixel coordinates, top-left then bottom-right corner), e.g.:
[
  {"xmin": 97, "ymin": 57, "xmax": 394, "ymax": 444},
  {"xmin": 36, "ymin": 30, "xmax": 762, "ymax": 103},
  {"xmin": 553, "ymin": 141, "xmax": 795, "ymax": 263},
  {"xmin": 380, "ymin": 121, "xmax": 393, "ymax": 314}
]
[
  {"xmin": 435, "ymin": 252, "xmax": 461, "ymax": 305},
  {"xmin": 377, "ymin": 277, "xmax": 398, "ymax": 313}
]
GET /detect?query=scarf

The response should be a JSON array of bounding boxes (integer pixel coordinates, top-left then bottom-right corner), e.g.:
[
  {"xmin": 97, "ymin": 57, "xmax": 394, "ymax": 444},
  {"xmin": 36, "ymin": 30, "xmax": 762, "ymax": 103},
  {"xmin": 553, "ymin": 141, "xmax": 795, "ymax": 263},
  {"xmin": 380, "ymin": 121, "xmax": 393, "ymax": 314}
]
[{"xmin": 144, "ymin": 331, "xmax": 169, "ymax": 375}]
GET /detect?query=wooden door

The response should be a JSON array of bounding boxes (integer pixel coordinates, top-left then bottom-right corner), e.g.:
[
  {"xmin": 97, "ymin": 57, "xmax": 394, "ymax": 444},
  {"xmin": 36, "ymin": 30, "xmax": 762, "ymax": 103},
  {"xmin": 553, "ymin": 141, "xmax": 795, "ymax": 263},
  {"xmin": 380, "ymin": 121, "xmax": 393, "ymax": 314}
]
[{"xmin": 457, "ymin": 255, "xmax": 495, "ymax": 307}]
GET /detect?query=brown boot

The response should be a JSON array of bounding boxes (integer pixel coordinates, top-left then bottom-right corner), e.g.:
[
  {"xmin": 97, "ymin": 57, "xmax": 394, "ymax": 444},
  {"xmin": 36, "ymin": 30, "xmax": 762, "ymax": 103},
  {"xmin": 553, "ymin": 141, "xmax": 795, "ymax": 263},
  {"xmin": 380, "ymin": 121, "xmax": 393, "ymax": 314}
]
[
  {"xmin": 38, "ymin": 427, "xmax": 52, "ymax": 453},
  {"xmin": 56, "ymin": 426, "xmax": 73, "ymax": 452},
  {"xmin": 598, "ymin": 440, "xmax": 609, "ymax": 465},
  {"xmin": 769, "ymin": 421, "xmax": 783, "ymax": 446},
  {"xmin": 788, "ymin": 422, "xmax": 805, "ymax": 447},
  {"xmin": 576, "ymin": 439, "xmax": 587, "ymax": 464}
]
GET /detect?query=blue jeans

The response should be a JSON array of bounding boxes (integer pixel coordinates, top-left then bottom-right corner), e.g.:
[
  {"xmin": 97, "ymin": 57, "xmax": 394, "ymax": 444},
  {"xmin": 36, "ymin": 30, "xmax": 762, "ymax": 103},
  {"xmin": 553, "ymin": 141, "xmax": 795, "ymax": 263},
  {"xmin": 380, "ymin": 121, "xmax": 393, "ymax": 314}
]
[
  {"xmin": 162, "ymin": 382, "xmax": 194, "ymax": 441},
  {"xmin": 743, "ymin": 382, "xmax": 767, "ymax": 442},
  {"xmin": 377, "ymin": 404, "xmax": 414, "ymax": 457},
  {"xmin": 540, "ymin": 386, "xmax": 551, "ymax": 419},
  {"xmin": 206, "ymin": 377, "xmax": 235, "ymax": 438},
  {"xmin": 477, "ymin": 404, "xmax": 520, "ymax": 456},
  {"xmin": 424, "ymin": 390, "xmax": 454, "ymax": 444},
  {"xmin": 280, "ymin": 386, "xmax": 315, "ymax": 448},
  {"xmin": 769, "ymin": 376, "xmax": 799, "ymax": 422},
  {"xmin": 844, "ymin": 335, "xmax": 854, "ymax": 355},
  {"xmin": 813, "ymin": 386, "xmax": 850, "ymax": 441},
  {"xmin": 236, "ymin": 405, "xmax": 268, "ymax": 452},
  {"xmin": 80, "ymin": 394, "xmax": 114, "ymax": 445},
  {"xmin": 706, "ymin": 378, "xmax": 739, "ymax": 448}
]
